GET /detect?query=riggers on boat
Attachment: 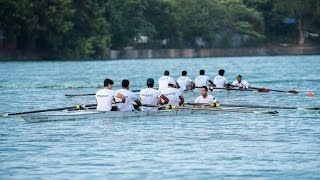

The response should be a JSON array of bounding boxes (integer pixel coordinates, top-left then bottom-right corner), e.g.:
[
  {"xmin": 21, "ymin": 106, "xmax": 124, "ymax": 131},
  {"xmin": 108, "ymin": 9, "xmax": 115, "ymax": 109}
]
[{"xmin": 20, "ymin": 107, "xmax": 278, "ymax": 123}]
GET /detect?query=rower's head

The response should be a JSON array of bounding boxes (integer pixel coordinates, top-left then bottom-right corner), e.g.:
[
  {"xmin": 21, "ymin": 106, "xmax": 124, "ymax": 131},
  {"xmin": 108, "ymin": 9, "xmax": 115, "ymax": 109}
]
[
  {"xmin": 168, "ymin": 79, "xmax": 176, "ymax": 88},
  {"xmin": 236, "ymin": 75, "xmax": 242, "ymax": 83},
  {"xmin": 104, "ymin": 78, "xmax": 114, "ymax": 89},
  {"xmin": 182, "ymin": 70, "xmax": 187, "ymax": 76},
  {"xmin": 122, "ymin": 79, "xmax": 130, "ymax": 90},
  {"xmin": 200, "ymin": 86, "xmax": 208, "ymax": 97},
  {"xmin": 219, "ymin": 69, "xmax": 225, "ymax": 76},
  {"xmin": 164, "ymin": 70, "xmax": 170, "ymax": 76},
  {"xmin": 200, "ymin": 69, "xmax": 205, "ymax": 75},
  {"xmin": 146, "ymin": 78, "xmax": 154, "ymax": 88}
]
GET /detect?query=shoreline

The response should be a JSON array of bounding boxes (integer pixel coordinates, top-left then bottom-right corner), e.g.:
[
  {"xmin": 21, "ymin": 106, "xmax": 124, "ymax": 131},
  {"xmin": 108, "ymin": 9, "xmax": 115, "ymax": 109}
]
[{"xmin": 0, "ymin": 44, "xmax": 319, "ymax": 60}]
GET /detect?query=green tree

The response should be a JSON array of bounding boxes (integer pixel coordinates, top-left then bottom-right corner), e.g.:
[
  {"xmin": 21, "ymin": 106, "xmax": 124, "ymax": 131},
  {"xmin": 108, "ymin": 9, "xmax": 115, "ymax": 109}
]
[
  {"xmin": 218, "ymin": 0, "xmax": 265, "ymax": 46},
  {"xmin": 143, "ymin": 0, "xmax": 180, "ymax": 47},
  {"xmin": 174, "ymin": 0, "xmax": 227, "ymax": 47},
  {"xmin": 66, "ymin": 0, "xmax": 111, "ymax": 58},
  {"xmin": 271, "ymin": 0, "xmax": 320, "ymax": 44},
  {"xmin": 31, "ymin": 0, "xmax": 74, "ymax": 52},
  {"xmin": 106, "ymin": 0, "xmax": 155, "ymax": 49},
  {"xmin": 0, "ymin": 0, "xmax": 37, "ymax": 49}
]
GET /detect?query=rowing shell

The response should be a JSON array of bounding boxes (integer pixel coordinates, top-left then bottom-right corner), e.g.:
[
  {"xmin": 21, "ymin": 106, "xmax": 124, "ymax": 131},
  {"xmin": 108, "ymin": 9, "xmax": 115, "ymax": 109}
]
[
  {"xmin": 21, "ymin": 110, "xmax": 194, "ymax": 123},
  {"xmin": 20, "ymin": 108, "xmax": 278, "ymax": 123}
]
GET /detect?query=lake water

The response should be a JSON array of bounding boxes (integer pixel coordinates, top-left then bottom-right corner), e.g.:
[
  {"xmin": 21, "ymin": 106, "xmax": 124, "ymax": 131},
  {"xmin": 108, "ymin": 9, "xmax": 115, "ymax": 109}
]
[{"xmin": 0, "ymin": 56, "xmax": 320, "ymax": 179}]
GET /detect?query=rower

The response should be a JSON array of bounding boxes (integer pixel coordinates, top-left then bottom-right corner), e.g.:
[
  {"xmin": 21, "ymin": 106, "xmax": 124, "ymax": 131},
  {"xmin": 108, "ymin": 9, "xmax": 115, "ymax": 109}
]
[
  {"xmin": 231, "ymin": 75, "xmax": 250, "ymax": 89},
  {"xmin": 194, "ymin": 69, "xmax": 214, "ymax": 88},
  {"xmin": 140, "ymin": 78, "xmax": 169, "ymax": 111},
  {"xmin": 158, "ymin": 70, "xmax": 175, "ymax": 91},
  {"xmin": 115, "ymin": 79, "xmax": 141, "ymax": 111},
  {"xmin": 96, "ymin": 78, "xmax": 126, "ymax": 111},
  {"xmin": 176, "ymin": 70, "xmax": 194, "ymax": 92},
  {"xmin": 213, "ymin": 69, "xmax": 230, "ymax": 88},
  {"xmin": 161, "ymin": 79, "xmax": 185, "ymax": 106},
  {"xmin": 194, "ymin": 86, "xmax": 219, "ymax": 107}
]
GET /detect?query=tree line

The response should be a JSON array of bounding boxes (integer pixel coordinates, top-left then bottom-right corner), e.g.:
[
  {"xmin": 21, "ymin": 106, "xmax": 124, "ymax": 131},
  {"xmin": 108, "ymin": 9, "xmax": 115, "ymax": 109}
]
[{"xmin": 0, "ymin": 0, "xmax": 319, "ymax": 59}]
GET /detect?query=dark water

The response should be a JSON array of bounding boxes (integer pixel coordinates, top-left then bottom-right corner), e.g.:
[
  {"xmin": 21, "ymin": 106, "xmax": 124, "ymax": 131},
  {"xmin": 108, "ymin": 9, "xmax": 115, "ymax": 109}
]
[{"xmin": 0, "ymin": 56, "xmax": 320, "ymax": 179}]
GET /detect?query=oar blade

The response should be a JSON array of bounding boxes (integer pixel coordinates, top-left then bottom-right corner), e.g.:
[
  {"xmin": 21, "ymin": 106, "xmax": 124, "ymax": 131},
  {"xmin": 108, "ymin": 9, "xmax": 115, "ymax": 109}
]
[
  {"xmin": 259, "ymin": 88, "xmax": 270, "ymax": 93},
  {"xmin": 288, "ymin": 90, "xmax": 299, "ymax": 94}
]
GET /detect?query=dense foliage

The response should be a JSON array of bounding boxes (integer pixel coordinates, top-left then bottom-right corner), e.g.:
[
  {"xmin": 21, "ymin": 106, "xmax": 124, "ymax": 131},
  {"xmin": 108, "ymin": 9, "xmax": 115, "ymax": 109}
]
[{"xmin": 0, "ymin": 0, "xmax": 319, "ymax": 58}]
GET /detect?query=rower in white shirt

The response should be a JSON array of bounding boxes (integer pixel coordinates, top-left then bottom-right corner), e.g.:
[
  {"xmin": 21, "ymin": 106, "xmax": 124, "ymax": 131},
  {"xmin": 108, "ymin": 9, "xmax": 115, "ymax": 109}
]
[
  {"xmin": 194, "ymin": 69, "xmax": 214, "ymax": 87},
  {"xmin": 176, "ymin": 70, "xmax": 194, "ymax": 92},
  {"xmin": 161, "ymin": 79, "xmax": 185, "ymax": 106},
  {"xmin": 158, "ymin": 70, "xmax": 175, "ymax": 91},
  {"xmin": 231, "ymin": 75, "xmax": 250, "ymax": 89},
  {"xmin": 96, "ymin": 78, "xmax": 126, "ymax": 111},
  {"xmin": 115, "ymin": 79, "xmax": 141, "ymax": 111},
  {"xmin": 213, "ymin": 69, "xmax": 230, "ymax": 88},
  {"xmin": 140, "ymin": 78, "xmax": 169, "ymax": 111},
  {"xmin": 194, "ymin": 86, "xmax": 219, "ymax": 107}
]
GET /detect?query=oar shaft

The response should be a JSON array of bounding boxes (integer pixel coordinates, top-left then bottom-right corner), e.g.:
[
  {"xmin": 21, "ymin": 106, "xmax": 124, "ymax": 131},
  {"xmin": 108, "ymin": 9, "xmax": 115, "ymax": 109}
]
[
  {"xmin": 3, "ymin": 104, "xmax": 97, "ymax": 116},
  {"xmin": 65, "ymin": 89, "xmax": 142, "ymax": 97},
  {"xmin": 65, "ymin": 93, "xmax": 95, "ymax": 97},
  {"xmin": 250, "ymin": 87, "xmax": 299, "ymax": 94},
  {"xmin": 220, "ymin": 103, "xmax": 312, "ymax": 110},
  {"xmin": 209, "ymin": 87, "xmax": 254, "ymax": 92}
]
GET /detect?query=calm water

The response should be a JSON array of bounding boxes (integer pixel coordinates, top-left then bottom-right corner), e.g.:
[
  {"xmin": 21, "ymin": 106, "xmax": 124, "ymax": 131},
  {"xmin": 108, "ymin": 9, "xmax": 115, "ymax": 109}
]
[{"xmin": 0, "ymin": 56, "xmax": 320, "ymax": 179}]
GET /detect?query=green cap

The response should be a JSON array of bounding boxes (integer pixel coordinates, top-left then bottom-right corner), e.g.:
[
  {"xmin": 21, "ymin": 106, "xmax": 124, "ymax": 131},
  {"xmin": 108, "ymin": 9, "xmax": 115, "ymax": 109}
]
[
  {"xmin": 146, "ymin": 78, "xmax": 154, "ymax": 84},
  {"xmin": 236, "ymin": 75, "xmax": 242, "ymax": 79}
]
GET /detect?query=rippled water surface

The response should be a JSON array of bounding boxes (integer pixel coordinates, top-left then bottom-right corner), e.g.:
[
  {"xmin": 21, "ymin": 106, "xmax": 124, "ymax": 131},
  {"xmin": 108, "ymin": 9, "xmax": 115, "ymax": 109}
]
[{"xmin": 1, "ymin": 56, "xmax": 320, "ymax": 179}]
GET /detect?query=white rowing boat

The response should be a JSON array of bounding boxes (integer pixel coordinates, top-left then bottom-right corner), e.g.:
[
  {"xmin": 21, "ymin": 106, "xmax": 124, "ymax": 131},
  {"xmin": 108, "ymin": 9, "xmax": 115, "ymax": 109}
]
[
  {"xmin": 20, "ymin": 107, "xmax": 278, "ymax": 123},
  {"xmin": 20, "ymin": 109, "xmax": 192, "ymax": 123}
]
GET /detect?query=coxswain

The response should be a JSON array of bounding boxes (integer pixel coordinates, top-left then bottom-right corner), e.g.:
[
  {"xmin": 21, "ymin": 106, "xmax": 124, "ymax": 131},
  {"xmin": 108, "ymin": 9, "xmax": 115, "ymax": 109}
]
[
  {"xmin": 194, "ymin": 86, "xmax": 219, "ymax": 107},
  {"xmin": 231, "ymin": 75, "xmax": 250, "ymax": 89}
]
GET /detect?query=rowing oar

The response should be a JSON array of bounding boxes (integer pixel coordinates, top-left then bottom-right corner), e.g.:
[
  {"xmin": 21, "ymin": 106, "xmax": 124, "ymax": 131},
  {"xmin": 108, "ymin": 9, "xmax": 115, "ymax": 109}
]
[
  {"xmin": 65, "ymin": 89, "xmax": 142, "ymax": 97},
  {"xmin": 65, "ymin": 93, "xmax": 95, "ymax": 97},
  {"xmin": 220, "ymin": 103, "xmax": 319, "ymax": 110},
  {"xmin": 141, "ymin": 104, "xmax": 278, "ymax": 114},
  {"xmin": 184, "ymin": 102, "xmax": 320, "ymax": 111},
  {"xmin": 1, "ymin": 104, "xmax": 97, "ymax": 117},
  {"xmin": 249, "ymin": 87, "xmax": 299, "ymax": 94},
  {"xmin": 208, "ymin": 87, "xmax": 268, "ymax": 92}
]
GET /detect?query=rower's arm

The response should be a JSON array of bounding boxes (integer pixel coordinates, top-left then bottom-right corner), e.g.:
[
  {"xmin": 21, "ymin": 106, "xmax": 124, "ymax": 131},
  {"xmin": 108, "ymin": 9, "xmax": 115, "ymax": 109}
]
[
  {"xmin": 134, "ymin": 99, "xmax": 142, "ymax": 106},
  {"xmin": 116, "ymin": 93, "xmax": 126, "ymax": 103},
  {"xmin": 208, "ymin": 80, "xmax": 215, "ymax": 86},
  {"xmin": 160, "ymin": 94, "xmax": 169, "ymax": 104},
  {"xmin": 179, "ymin": 96, "xmax": 185, "ymax": 106}
]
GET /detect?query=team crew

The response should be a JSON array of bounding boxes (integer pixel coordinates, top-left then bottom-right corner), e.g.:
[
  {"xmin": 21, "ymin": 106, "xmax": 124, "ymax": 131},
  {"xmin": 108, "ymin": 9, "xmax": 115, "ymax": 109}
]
[
  {"xmin": 140, "ymin": 78, "xmax": 169, "ymax": 111},
  {"xmin": 195, "ymin": 69, "xmax": 214, "ymax": 87},
  {"xmin": 231, "ymin": 75, "xmax": 250, "ymax": 89},
  {"xmin": 177, "ymin": 70, "xmax": 194, "ymax": 92},
  {"xmin": 96, "ymin": 69, "xmax": 249, "ymax": 111},
  {"xmin": 115, "ymin": 79, "xmax": 141, "ymax": 111},
  {"xmin": 96, "ymin": 78, "xmax": 126, "ymax": 111},
  {"xmin": 161, "ymin": 79, "xmax": 185, "ymax": 106},
  {"xmin": 213, "ymin": 69, "xmax": 230, "ymax": 88}
]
